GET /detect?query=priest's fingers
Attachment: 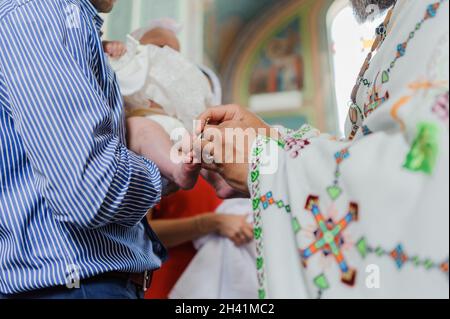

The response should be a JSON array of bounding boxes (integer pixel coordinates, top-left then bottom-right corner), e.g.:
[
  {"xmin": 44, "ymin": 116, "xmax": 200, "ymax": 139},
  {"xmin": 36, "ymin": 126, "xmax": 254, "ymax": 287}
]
[{"xmin": 196, "ymin": 104, "xmax": 242, "ymax": 134}]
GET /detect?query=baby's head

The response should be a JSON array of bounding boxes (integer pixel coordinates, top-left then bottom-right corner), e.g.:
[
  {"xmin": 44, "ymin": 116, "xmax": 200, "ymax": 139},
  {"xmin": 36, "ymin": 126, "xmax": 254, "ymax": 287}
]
[
  {"xmin": 131, "ymin": 18, "xmax": 182, "ymax": 52},
  {"xmin": 140, "ymin": 27, "xmax": 181, "ymax": 52}
]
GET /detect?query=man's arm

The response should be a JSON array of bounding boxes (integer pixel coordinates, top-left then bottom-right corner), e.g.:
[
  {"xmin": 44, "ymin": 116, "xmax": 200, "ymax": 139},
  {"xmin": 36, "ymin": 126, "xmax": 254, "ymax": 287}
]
[{"xmin": 0, "ymin": 9, "xmax": 161, "ymax": 229}]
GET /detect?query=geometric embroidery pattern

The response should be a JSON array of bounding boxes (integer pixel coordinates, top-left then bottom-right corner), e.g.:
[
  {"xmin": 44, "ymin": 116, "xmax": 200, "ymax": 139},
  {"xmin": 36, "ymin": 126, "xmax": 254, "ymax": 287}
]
[
  {"xmin": 284, "ymin": 137, "xmax": 311, "ymax": 159},
  {"xmin": 282, "ymin": 125, "xmax": 316, "ymax": 158},
  {"xmin": 356, "ymin": 237, "xmax": 449, "ymax": 277},
  {"xmin": 259, "ymin": 191, "xmax": 300, "ymax": 234},
  {"xmin": 301, "ymin": 195, "xmax": 359, "ymax": 286},
  {"xmin": 327, "ymin": 148, "xmax": 350, "ymax": 201},
  {"xmin": 249, "ymin": 137, "xmax": 270, "ymax": 300},
  {"xmin": 259, "ymin": 191, "xmax": 291, "ymax": 213}
]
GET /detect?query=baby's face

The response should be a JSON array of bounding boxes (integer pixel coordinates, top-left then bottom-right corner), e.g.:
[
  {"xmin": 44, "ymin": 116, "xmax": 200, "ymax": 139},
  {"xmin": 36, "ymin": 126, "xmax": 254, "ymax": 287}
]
[{"xmin": 140, "ymin": 28, "xmax": 181, "ymax": 52}]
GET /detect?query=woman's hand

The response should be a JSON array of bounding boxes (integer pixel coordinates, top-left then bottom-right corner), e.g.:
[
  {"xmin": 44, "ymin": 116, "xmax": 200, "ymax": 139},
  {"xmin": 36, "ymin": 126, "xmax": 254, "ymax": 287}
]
[{"xmin": 203, "ymin": 214, "xmax": 253, "ymax": 247}]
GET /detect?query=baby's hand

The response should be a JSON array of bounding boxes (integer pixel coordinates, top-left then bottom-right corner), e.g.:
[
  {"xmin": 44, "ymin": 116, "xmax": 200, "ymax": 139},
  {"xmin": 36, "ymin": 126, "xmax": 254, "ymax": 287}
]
[{"xmin": 103, "ymin": 41, "xmax": 127, "ymax": 59}]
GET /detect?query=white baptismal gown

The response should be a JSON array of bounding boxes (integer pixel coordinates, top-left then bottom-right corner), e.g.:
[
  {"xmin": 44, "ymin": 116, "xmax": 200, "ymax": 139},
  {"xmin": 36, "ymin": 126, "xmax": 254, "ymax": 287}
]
[{"xmin": 109, "ymin": 36, "xmax": 214, "ymax": 134}]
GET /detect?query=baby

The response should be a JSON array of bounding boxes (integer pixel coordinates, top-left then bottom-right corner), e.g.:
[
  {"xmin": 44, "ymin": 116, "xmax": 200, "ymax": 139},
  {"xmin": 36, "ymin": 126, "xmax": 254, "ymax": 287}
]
[{"xmin": 103, "ymin": 20, "xmax": 228, "ymax": 193}]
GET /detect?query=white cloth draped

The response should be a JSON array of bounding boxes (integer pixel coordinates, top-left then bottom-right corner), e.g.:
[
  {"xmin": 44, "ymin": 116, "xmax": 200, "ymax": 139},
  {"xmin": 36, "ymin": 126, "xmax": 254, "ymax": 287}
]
[{"xmin": 169, "ymin": 199, "xmax": 258, "ymax": 299}]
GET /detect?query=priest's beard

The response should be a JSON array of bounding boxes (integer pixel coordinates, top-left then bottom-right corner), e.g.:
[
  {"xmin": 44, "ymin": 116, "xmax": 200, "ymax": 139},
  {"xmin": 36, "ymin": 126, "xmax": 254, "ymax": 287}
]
[{"xmin": 350, "ymin": 0, "xmax": 396, "ymax": 23}]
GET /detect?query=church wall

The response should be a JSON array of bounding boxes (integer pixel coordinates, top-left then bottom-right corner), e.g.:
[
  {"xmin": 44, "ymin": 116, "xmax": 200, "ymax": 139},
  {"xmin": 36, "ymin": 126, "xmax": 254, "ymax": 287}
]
[{"xmin": 205, "ymin": 0, "xmax": 338, "ymax": 132}]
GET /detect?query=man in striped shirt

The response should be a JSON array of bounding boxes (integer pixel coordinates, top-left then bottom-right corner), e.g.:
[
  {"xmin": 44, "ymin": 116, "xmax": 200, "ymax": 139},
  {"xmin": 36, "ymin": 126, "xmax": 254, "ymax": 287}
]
[{"xmin": 0, "ymin": 0, "xmax": 167, "ymax": 298}]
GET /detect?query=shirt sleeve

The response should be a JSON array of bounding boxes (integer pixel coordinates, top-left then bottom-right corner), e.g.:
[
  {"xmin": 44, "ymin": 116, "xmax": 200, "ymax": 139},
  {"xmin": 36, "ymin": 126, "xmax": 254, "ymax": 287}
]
[{"xmin": 0, "ymin": 7, "xmax": 161, "ymax": 229}]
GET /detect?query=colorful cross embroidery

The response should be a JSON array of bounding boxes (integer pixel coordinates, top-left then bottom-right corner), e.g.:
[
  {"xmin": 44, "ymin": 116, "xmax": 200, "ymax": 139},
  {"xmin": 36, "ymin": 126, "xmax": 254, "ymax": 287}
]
[
  {"xmin": 327, "ymin": 148, "xmax": 350, "ymax": 201},
  {"xmin": 403, "ymin": 122, "xmax": 440, "ymax": 175},
  {"xmin": 301, "ymin": 195, "xmax": 359, "ymax": 286},
  {"xmin": 356, "ymin": 237, "xmax": 449, "ymax": 277}
]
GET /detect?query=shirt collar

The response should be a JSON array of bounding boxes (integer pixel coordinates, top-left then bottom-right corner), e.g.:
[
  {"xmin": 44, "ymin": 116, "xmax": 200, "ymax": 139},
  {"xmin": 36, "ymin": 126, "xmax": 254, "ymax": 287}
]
[{"xmin": 79, "ymin": 0, "xmax": 104, "ymax": 32}]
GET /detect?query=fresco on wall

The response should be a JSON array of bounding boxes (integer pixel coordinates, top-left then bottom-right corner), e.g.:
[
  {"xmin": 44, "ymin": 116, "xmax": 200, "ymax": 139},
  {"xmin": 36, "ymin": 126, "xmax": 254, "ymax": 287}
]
[
  {"xmin": 249, "ymin": 17, "xmax": 304, "ymax": 95},
  {"xmin": 211, "ymin": 0, "xmax": 336, "ymax": 131}
]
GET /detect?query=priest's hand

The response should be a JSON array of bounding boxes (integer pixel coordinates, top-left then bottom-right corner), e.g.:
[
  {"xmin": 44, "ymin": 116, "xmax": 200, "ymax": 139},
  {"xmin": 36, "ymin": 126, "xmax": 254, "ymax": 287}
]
[
  {"xmin": 195, "ymin": 105, "xmax": 278, "ymax": 196},
  {"xmin": 196, "ymin": 104, "xmax": 273, "ymax": 135}
]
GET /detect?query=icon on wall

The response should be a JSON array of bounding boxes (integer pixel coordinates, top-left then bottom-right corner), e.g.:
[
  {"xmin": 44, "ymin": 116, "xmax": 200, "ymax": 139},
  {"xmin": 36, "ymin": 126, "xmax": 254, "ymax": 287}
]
[{"xmin": 249, "ymin": 18, "xmax": 304, "ymax": 95}]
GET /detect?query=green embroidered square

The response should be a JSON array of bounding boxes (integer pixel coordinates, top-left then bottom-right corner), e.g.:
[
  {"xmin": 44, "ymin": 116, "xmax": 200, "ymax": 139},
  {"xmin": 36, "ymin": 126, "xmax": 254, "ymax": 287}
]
[
  {"xmin": 356, "ymin": 237, "xmax": 368, "ymax": 259},
  {"xmin": 292, "ymin": 217, "xmax": 301, "ymax": 234},
  {"xmin": 424, "ymin": 259, "xmax": 434, "ymax": 270},
  {"xmin": 314, "ymin": 274, "xmax": 330, "ymax": 290},
  {"xmin": 254, "ymin": 227, "xmax": 262, "ymax": 240},
  {"xmin": 251, "ymin": 170, "xmax": 260, "ymax": 183},
  {"xmin": 253, "ymin": 143, "xmax": 264, "ymax": 156},
  {"xmin": 412, "ymin": 256, "xmax": 421, "ymax": 266},
  {"xmin": 258, "ymin": 289, "xmax": 266, "ymax": 300},
  {"xmin": 277, "ymin": 140, "xmax": 286, "ymax": 148},
  {"xmin": 252, "ymin": 198, "xmax": 260, "ymax": 210},
  {"xmin": 404, "ymin": 122, "xmax": 440, "ymax": 175},
  {"xmin": 256, "ymin": 257, "xmax": 264, "ymax": 270},
  {"xmin": 375, "ymin": 247, "xmax": 385, "ymax": 256}
]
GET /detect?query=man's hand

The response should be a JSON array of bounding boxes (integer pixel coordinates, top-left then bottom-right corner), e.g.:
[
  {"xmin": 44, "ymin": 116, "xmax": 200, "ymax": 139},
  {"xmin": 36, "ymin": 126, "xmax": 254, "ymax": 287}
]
[{"xmin": 103, "ymin": 41, "xmax": 127, "ymax": 59}]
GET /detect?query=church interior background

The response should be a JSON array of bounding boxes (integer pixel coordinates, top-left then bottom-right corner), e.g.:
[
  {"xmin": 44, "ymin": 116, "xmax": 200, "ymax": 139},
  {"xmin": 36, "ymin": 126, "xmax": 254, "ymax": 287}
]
[{"xmin": 103, "ymin": 0, "xmax": 383, "ymax": 136}]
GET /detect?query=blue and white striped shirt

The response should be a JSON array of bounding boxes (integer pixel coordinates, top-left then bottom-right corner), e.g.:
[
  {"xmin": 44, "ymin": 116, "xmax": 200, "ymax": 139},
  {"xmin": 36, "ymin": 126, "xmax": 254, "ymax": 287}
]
[{"xmin": 0, "ymin": 0, "xmax": 166, "ymax": 294}]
